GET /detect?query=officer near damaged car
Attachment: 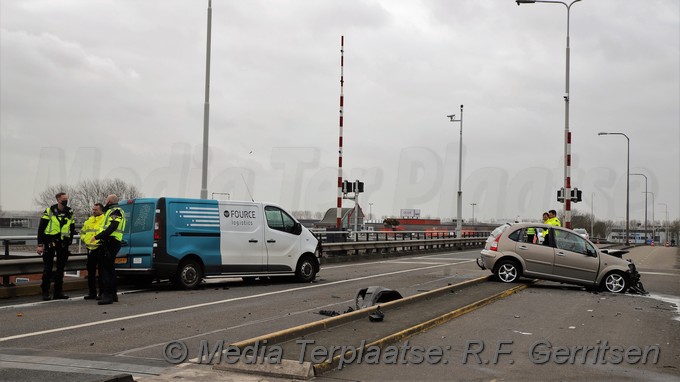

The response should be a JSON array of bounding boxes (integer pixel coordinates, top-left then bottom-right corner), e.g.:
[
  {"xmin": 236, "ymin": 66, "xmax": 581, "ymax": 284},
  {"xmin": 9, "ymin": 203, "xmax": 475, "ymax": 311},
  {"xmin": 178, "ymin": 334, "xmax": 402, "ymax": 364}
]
[
  {"xmin": 91, "ymin": 194, "xmax": 126, "ymax": 305},
  {"xmin": 36, "ymin": 192, "xmax": 76, "ymax": 301}
]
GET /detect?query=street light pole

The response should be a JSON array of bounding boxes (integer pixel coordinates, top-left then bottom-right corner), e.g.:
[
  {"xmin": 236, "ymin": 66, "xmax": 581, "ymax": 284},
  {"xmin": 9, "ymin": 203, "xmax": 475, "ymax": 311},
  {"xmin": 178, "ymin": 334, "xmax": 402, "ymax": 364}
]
[
  {"xmin": 470, "ymin": 203, "xmax": 477, "ymax": 225},
  {"xmin": 658, "ymin": 203, "xmax": 669, "ymax": 245},
  {"xmin": 369, "ymin": 202, "xmax": 374, "ymax": 221},
  {"xmin": 516, "ymin": 0, "xmax": 581, "ymax": 229},
  {"xmin": 447, "ymin": 105, "xmax": 464, "ymax": 238},
  {"xmin": 630, "ymin": 173, "xmax": 648, "ymax": 242},
  {"xmin": 590, "ymin": 192, "xmax": 594, "ymax": 238},
  {"xmin": 200, "ymin": 0, "xmax": 213, "ymax": 199},
  {"xmin": 644, "ymin": 191, "xmax": 655, "ymax": 243},
  {"xmin": 598, "ymin": 132, "xmax": 630, "ymax": 245}
]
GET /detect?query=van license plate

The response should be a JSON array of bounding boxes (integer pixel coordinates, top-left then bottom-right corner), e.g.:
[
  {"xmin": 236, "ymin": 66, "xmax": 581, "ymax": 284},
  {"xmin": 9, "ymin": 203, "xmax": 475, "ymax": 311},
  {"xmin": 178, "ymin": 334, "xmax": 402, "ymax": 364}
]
[{"xmin": 114, "ymin": 258, "xmax": 127, "ymax": 264}]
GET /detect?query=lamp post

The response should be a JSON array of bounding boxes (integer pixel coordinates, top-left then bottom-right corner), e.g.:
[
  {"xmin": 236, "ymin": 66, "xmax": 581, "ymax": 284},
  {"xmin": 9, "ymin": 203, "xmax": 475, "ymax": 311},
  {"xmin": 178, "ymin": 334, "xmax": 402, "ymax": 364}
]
[
  {"xmin": 447, "ymin": 105, "xmax": 464, "ymax": 239},
  {"xmin": 598, "ymin": 132, "xmax": 630, "ymax": 245},
  {"xmin": 369, "ymin": 202, "xmax": 374, "ymax": 222},
  {"xmin": 200, "ymin": 0, "xmax": 213, "ymax": 199},
  {"xmin": 470, "ymin": 203, "xmax": 477, "ymax": 225},
  {"xmin": 644, "ymin": 191, "xmax": 655, "ymax": 243},
  {"xmin": 658, "ymin": 203, "xmax": 669, "ymax": 245},
  {"xmin": 630, "ymin": 173, "xmax": 647, "ymax": 242},
  {"xmin": 516, "ymin": 0, "xmax": 581, "ymax": 229},
  {"xmin": 590, "ymin": 192, "xmax": 594, "ymax": 238}
]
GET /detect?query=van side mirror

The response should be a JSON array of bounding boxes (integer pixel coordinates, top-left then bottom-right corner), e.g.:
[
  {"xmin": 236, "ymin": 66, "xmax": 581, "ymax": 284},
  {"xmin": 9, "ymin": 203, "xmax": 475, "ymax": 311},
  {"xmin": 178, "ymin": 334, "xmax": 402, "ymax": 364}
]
[{"xmin": 294, "ymin": 222, "xmax": 302, "ymax": 235}]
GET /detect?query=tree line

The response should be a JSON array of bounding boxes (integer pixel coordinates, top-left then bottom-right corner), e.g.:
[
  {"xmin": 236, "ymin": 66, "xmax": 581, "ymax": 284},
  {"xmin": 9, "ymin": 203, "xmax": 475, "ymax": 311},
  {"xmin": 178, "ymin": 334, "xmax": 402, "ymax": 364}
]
[{"xmin": 34, "ymin": 179, "xmax": 141, "ymax": 222}]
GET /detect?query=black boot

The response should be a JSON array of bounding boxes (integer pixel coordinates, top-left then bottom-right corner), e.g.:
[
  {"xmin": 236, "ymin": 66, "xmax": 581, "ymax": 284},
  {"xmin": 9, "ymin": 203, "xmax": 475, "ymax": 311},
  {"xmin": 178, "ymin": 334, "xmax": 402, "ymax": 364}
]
[
  {"xmin": 53, "ymin": 293, "xmax": 69, "ymax": 300},
  {"xmin": 42, "ymin": 292, "xmax": 51, "ymax": 301},
  {"xmin": 98, "ymin": 295, "xmax": 113, "ymax": 305}
]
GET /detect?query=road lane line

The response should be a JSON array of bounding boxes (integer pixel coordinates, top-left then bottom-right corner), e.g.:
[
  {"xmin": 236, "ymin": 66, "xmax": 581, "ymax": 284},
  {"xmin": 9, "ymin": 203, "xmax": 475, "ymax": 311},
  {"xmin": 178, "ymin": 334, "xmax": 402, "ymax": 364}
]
[
  {"xmin": 0, "ymin": 263, "xmax": 461, "ymax": 343},
  {"xmin": 115, "ymin": 298, "xmax": 355, "ymax": 357}
]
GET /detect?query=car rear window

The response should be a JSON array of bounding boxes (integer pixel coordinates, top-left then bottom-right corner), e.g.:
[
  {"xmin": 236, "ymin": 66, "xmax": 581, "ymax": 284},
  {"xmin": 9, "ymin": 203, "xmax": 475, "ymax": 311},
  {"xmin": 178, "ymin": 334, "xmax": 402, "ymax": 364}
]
[
  {"xmin": 490, "ymin": 224, "xmax": 510, "ymax": 238},
  {"xmin": 508, "ymin": 229, "xmax": 521, "ymax": 242}
]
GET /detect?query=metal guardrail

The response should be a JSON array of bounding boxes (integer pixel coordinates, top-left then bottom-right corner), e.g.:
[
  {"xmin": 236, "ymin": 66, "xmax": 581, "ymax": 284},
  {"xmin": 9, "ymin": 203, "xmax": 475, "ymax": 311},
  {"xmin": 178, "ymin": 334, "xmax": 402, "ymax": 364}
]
[{"xmin": 1, "ymin": 231, "xmax": 490, "ymax": 286}]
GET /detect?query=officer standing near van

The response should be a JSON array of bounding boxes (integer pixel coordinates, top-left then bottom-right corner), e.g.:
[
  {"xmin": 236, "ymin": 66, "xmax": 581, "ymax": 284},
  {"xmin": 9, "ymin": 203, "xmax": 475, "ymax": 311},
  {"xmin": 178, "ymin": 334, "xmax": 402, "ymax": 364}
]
[
  {"xmin": 36, "ymin": 192, "xmax": 75, "ymax": 301},
  {"xmin": 81, "ymin": 203, "xmax": 105, "ymax": 300},
  {"xmin": 92, "ymin": 194, "xmax": 126, "ymax": 305}
]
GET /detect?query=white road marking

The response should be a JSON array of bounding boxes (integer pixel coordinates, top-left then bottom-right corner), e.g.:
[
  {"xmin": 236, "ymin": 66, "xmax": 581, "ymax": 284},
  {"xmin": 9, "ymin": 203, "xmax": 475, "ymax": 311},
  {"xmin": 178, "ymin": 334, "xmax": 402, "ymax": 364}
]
[
  {"xmin": 0, "ymin": 289, "xmax": 148, "ymax": 311},
  {"xmin": 114, "ymin": 298, "xmax": 355, "ymax": 357},
  {"xmin": 0, "ymin": 262, "xmax": 463, "ymax": 343},
  {"xmin": 639, "ymin": 271, "xmax": 678, "ymax": 277},
  {"xmin": 643, "ymin": 293, "xmax": 680, "ymax": 322}
]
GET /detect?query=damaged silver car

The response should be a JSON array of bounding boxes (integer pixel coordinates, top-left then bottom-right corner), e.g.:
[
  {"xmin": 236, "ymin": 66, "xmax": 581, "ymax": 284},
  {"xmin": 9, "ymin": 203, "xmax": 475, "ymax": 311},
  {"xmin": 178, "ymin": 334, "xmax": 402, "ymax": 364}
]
[{"xmin": 476, "ymin": 223, "xmax": 646, "ymax": 294}]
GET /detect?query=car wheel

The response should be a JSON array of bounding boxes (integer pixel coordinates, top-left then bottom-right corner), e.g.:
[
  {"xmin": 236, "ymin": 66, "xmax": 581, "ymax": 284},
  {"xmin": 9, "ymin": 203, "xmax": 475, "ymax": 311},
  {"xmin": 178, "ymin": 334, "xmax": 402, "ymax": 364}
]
[
  {"xmin": 295, "ymin": 256, "xmax": 317, "ymax": 283},
  {"xmin": 175, "ymin": 259, "xmax": 203, "ymax": 289},
  {"xmin": 602, "ymin": 271, "xmax": 628, "ymax": 293},
  {"xmin": 495, "ymin": 260, "xmax": 520, "ymax": 283}
]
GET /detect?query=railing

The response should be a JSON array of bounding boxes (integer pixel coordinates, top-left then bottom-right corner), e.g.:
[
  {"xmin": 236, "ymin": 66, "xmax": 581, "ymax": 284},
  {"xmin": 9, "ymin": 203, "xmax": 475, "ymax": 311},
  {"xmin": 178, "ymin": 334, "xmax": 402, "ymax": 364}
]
[
  {"xmin": 1, "ymin": 235, "xmax": 89, "ymax": 286},
  {"xmin": 1, "ymin": 231, "xmax": 490, "ymax": 285}
]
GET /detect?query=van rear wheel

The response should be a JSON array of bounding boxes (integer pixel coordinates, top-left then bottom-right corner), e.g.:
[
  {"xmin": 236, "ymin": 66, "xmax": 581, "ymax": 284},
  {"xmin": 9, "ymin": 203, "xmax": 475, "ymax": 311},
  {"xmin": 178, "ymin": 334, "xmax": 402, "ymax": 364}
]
[
  {"xmin": 295, "ymin": 256, "xmax": 317, "ymax": 283},
  {"xmin": 174, "ymin": 259, "xmax": 203, "ymax": 289}
]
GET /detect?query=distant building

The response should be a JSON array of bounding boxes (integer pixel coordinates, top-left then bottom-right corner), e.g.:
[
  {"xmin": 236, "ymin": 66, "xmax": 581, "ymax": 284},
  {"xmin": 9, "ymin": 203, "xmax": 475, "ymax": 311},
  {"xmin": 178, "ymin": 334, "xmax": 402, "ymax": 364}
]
[{"xmin": 316, "ymin": 207, "xmax": 365, "ymax": 230}]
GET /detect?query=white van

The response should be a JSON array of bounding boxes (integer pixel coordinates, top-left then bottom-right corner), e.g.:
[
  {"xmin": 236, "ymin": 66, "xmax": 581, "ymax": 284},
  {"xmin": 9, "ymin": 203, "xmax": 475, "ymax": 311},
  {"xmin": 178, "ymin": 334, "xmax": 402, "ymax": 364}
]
[{"xmin": 115, "ymin": 197, "xmax": 321, "ymax": 289}]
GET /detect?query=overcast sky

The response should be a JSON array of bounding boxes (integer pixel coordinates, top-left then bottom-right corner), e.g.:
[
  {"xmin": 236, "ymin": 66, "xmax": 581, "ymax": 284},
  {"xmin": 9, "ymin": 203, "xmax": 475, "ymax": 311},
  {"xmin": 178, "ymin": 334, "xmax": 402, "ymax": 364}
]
[{"xmin": 1, "ymin": 0, "xmax": 678, "ymax": 224}]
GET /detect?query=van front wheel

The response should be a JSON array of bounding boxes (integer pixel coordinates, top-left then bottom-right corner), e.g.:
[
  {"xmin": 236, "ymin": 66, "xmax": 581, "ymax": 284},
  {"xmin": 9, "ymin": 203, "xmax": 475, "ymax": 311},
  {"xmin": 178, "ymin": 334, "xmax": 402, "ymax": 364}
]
[
  {"xmin": 296, "ymin": 256, "xmax": 317, "ymax": 283},
  {"xmin": 175, "ymin": 259, "xmax": 203, "ymax": 289}
]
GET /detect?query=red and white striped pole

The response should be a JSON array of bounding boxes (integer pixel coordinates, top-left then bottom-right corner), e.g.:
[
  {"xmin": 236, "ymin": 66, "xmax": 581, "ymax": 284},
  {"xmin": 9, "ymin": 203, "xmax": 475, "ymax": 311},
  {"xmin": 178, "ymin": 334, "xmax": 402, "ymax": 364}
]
[
  {"xmin": 336, "ymin": 36, "xmax": 344, "ymax": 229},
  {"xmin": 565, "ymin": 130, "xmax": 572, "ymax": 229}
]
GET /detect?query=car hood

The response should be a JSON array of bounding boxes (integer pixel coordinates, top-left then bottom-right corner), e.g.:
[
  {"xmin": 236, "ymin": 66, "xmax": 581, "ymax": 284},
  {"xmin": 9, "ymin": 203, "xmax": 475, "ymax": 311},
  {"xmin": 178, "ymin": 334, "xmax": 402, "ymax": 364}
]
[{"xmin": 600, "ymin": 249, "xmax": 628, "ymax": 259}]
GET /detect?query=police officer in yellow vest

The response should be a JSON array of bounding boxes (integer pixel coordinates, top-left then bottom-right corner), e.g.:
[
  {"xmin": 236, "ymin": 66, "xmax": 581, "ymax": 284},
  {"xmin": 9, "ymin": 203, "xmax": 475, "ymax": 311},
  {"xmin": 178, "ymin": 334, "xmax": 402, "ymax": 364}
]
[
  {"xmin": 91, "ymin": 194, "xmax": 126, "ymax": 305},
  {"xmin": 81, "ymin": 203, "xmax": 105, "ymax": 300},
  {"xmin": 548, "ymin": 209, "xmax": 562, "ymax": 227},
  {"xmin": 36, "ymin": 192, "xmax": 76, "ymax": 300}
]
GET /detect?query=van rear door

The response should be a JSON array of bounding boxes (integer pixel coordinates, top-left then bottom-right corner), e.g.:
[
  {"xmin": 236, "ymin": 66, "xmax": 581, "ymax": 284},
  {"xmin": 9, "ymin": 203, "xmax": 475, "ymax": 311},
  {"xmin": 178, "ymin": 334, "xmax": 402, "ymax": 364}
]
[{"xmin": 116, "ymin": 199, "xmax": 155, "ymax": 270}]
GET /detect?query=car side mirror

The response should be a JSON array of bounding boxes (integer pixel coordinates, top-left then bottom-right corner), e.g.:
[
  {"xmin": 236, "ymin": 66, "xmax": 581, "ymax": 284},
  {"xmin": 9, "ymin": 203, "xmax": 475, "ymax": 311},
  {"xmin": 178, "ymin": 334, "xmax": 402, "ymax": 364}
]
[{"xmin": 293, "ymin": 222, "xmax": 302, "ymax": 235}]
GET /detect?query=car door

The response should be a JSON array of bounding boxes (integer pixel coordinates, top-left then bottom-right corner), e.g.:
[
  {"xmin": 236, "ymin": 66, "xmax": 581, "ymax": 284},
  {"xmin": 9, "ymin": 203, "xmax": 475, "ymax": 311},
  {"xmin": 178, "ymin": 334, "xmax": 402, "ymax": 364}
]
[
  {"xmin": 552, "ymin": 228, "xmax": 599, "ymax": 283},
  {"xmin": 514, "ymin": 227, "xmax": 554, "ymax": 276},
  {"xmin": 263, "ymin": 206, "xmax": 301, "ymax": 272}
]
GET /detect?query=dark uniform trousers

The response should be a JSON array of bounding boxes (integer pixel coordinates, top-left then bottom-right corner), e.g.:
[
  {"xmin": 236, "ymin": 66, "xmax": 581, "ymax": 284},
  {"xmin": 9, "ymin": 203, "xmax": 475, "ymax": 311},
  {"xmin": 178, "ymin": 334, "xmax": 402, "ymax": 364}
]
[
  {"xmin": 86, "ymin": 247, "xmax": 103, "ymax": 296},
  {"xmin": 99, "ymin": 239, "xmax": 122, "ymax": 298},
  {"xmin": 41, "ymin": 241, "xmax": 70, "ymax": 295}
]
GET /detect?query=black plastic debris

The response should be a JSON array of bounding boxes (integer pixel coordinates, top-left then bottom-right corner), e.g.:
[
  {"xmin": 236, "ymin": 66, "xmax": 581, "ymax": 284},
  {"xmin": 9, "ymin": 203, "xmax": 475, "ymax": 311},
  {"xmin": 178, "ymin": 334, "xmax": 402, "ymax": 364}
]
[
  {"xmin": 369, "ymin": 306, "xmax": 384, "ymax": 322},
  {"xmin": 355, "ymin": 286, "xmax": 403, "ymax": 310}
]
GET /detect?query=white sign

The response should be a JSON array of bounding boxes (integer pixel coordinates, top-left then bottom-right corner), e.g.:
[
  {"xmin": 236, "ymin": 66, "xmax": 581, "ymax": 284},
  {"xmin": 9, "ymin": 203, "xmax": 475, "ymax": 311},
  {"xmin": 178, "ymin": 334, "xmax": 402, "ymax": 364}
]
[{"xmin": 400, "ymin": 209, "xmax": 421, "ymax": 218}]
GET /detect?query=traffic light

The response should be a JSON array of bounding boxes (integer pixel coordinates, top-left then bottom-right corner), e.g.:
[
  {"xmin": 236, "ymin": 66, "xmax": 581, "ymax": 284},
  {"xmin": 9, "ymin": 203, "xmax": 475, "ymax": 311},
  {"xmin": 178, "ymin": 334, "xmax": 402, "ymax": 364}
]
[
  {"xmin": 570, "ymin": 188, "xmax": 582, "ymax": 203},
  {"xmin": 342, "ymin": 180, "xmax": 353, "ymax": 194},
  {"xmin": 355, "ymin": 181, "xmax": 364, "ymax": 193},
  {"xmin": 557, "ymin": 188, "xmax": 565, "ymax": 203}
]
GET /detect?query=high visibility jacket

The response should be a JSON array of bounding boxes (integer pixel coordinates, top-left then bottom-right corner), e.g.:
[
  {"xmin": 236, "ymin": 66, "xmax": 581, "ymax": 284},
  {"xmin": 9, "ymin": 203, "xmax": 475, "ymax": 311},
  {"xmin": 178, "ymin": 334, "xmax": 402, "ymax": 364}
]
[
  {"xmin": 81, "ymin": 214, "xmax": 105, "ymax": 250},
  {"xmin": 547, "ymin": 217, "xmax": 561, "ymax": 227},
  {"xmin": 40, "ymin": 205, "xmax": 75, "ymax": 241},
  {"xmin": 98, "ymin": 206, "xmax": 126, "ymax": 242},
  {"xmin": 527, "ymin": 227, "xmax": 536, "ymax": 235}
]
